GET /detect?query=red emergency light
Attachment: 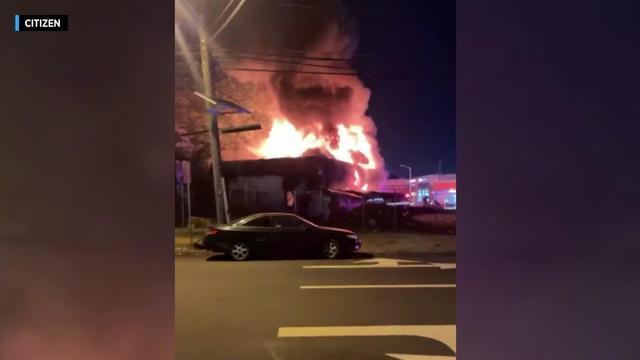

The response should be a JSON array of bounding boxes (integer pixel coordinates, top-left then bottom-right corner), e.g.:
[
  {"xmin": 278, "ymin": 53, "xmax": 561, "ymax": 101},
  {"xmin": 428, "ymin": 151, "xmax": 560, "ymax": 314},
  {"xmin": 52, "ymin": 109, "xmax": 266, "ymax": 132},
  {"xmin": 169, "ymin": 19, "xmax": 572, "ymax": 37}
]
[{"xmin": 430, "ymin": 180, "xmax": 456, "ymax": 192}]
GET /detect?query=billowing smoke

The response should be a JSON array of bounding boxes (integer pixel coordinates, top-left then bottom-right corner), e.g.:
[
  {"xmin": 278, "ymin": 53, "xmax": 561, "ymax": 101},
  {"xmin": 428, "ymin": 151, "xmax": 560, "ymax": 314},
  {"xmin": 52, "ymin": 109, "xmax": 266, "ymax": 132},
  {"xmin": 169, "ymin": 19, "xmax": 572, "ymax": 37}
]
[
  {"xmin": 270, "ymin": 21, "xmax": 360, "ymax": 133},
  {"xmin": 208, "ymin": 1, "xmax": 387, "ymax": 189}
]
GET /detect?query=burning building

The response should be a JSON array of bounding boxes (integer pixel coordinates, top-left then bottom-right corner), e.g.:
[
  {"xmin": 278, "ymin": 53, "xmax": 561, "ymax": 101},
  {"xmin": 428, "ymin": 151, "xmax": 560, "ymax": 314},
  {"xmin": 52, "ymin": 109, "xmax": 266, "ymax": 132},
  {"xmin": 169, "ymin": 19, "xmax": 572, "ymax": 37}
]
[
  {"xmin": 221, "ymin": 156, "xmax": 411, "ymax": 229},
  {"xmin": 206, "ymin": 6, "xmax": 387, "ymax": 190},
  {"xmin": 222, "ymin": 156, "xmax": 354, "ymax": 222},
  {"xmin": 175, "ymin": 1, "xmax": 395, "ymax": 223}
]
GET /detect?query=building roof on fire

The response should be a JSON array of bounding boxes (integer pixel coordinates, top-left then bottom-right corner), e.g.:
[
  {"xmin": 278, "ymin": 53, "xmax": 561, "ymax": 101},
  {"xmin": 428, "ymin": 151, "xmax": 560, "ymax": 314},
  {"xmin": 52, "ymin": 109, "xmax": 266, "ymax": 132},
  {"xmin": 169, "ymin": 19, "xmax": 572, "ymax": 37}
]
[
  {"xmin": 221, "ymin": 156, "xmax": 352, "ymax": 178},
  {"xmin": 326, "ymin": 188, "xmax": 363, "ymax": 199}
]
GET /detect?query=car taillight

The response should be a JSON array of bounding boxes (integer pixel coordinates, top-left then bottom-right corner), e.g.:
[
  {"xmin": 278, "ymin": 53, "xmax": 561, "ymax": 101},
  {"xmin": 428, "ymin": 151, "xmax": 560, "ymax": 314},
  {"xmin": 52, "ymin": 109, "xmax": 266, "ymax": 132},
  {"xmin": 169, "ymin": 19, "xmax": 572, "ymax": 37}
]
[{"xmin": 207, "ymin": 227, "xmax": 218, "ymax": 235}]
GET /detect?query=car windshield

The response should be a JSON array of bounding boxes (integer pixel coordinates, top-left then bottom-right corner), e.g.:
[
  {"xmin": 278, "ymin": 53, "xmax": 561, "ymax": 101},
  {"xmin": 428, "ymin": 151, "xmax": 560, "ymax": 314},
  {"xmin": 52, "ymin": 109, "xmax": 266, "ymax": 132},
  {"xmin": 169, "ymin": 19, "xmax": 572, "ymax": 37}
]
[
  {"xmin": 243, "ymin": 216, "xmax": 272, "ymax": 227},
  {"xmin": 231, "ymin": 214, "xmax": 316, "ymax": 227}
]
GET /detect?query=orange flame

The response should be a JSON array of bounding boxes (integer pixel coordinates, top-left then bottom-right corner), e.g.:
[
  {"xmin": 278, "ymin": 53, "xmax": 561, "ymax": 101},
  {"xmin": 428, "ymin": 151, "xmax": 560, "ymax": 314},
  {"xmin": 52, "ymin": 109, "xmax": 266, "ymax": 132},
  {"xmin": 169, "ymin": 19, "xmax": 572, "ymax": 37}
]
[
  {"xmin": 252, "ymin": 118, "xmax": 377, "ymax": 190},
  {"xmin": 250, "ymin": 119, "xmax": 322, "ymax": 158}
]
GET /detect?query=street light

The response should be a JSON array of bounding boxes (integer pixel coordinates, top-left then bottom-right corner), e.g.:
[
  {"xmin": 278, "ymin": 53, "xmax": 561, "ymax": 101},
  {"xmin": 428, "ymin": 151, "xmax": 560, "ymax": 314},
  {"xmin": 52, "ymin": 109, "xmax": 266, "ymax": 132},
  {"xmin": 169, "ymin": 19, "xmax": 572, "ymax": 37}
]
[{"xmin": 400, "ymin": 164, "xmax": 413, "ymax": 204}]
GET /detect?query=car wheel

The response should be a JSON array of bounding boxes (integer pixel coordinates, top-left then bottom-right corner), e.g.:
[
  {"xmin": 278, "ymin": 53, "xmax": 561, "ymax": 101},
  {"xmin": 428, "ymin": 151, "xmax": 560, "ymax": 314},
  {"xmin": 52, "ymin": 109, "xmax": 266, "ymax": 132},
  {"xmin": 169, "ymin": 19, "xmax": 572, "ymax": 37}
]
[
  {"xmin": 322, "ymin": 239, "xmax": 341, "ymax": 259},
  {"xmin": 227, "ymin": 241, "xmax": 250, "ymax": 261}
]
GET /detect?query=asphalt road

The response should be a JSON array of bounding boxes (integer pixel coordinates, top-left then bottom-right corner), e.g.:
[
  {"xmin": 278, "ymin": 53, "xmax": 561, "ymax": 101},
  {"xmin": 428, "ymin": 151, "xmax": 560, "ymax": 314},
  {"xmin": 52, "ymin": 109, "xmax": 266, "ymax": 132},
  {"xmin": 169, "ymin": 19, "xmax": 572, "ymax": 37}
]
[{"xmin": 176, "ymin": 249, "xmax": 456, "ymax": 360}]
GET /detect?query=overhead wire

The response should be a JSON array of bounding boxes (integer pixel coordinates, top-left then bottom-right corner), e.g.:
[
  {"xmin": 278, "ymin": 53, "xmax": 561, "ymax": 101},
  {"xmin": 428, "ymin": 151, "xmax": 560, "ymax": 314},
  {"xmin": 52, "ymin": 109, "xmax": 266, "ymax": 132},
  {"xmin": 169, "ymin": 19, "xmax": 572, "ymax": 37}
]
[
  {"xmin": 177, "ymin": 47, "xmax": 355, "ymax": 62},
  {"xmin": 208, "ymin": 0, "xmax": 247, "ymax": 42},
  {"xmin": 216, "ymin": 49, "xmax": 353, "ymax": 62},
  {"xmin": 212, "ymin": 55, "xmax": 352, "ymax": 71},
  {"xmin": 216, "ymin": 67, "xmax": 357, "ymax": 76},
  {"xmin": 211, "ymin": 0, "xmax": 236, "ymax": 28}
]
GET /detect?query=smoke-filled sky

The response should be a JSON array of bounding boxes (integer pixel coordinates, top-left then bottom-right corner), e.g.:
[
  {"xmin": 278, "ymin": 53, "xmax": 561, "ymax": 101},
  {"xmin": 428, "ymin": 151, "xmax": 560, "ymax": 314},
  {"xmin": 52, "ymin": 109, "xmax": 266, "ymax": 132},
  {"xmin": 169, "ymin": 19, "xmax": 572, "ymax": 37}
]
[
  {"xmin": 207, "ymin": 0, "xmax": 455, "ymax": 177},
  {"xmin": 346, "ymin": 0, "xmax": 455, "ymax": 176}
]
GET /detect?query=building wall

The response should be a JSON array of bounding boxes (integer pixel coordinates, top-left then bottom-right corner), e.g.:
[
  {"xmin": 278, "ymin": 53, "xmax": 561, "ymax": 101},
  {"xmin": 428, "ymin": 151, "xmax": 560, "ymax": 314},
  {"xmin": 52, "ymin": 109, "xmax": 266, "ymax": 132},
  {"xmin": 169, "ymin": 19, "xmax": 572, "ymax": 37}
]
[
  {"xmin": 227, "ymin": 175, "xmax": 286, "ymax": 218},
  {"xmin": 382, "ymin": 178, "xmax": 410, "ymax": 194},
  {"xmin": 223, "ymin": 157, "xmax": 353, "ymax": 220},
  {"xmin": 381, "ymin": 173, "xmax": 457, "ymax": 208}
]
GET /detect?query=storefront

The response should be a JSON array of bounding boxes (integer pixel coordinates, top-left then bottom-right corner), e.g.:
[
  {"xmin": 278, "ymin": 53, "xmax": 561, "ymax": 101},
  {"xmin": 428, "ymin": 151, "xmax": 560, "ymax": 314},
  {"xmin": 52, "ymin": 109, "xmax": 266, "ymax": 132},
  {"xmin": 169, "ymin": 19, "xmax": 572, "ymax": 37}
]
[{"xmin": 383, "ymin": 173, "xmax": 456, "ymax": 209}]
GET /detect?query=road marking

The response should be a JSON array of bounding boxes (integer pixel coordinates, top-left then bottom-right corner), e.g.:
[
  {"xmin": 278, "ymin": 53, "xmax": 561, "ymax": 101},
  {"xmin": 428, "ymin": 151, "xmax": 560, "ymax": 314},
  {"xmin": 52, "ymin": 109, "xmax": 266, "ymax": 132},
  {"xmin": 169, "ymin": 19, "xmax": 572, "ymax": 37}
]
[
  {"xmin": 300, "ymin": 284, "xmax": 456, "ymax": 289},
  {"xmin": 428, "ymin": 263, "xmax": 456, "ymax": 270},
  {"xmin": 277, "ymin": 325, "xmax": 456, "ymax": 353},
  {"xmin": 386, "ymin": 354, "xmax": 455, "ymax": 359},
  {"xmin": 303, "ymin": 257, "xmax": 456, "ymax": 270}
]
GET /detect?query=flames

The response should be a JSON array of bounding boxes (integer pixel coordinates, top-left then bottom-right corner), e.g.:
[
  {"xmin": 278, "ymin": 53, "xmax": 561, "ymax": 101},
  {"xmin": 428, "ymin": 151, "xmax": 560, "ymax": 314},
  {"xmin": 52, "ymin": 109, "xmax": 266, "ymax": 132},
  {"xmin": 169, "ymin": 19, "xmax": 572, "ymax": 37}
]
[
  {"xmin": 213, "ymin": 19, "xmax": 387, "ymax": 191},
  {"xmin": 251, "ymin": 118, "xmax": 378, "ymax": 191},
  {"xmin": 250, "ymin": 118, "xmax": 323, "ymax": 158}
]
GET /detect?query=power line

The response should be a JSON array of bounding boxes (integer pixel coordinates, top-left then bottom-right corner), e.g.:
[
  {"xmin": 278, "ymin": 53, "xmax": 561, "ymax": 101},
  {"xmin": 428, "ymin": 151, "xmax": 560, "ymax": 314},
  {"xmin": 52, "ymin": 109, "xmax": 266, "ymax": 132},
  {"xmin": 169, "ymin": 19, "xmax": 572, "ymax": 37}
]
[
  {"xmin": 271, "ymin": 47, "xmax": 359, "ymax": 57},
  {"xmin": 208, "ymin": 0, "xmax": 247, "ymax": 42},
  {"xmin": 178, "ymin": 48, "xmax": 454, "ymax": 64},
  {"xmin": 211, "ymin": 0, "xmax": 236, "ymax": 28},
  {"xmin": 275, "ymin": 2, "xmax": 316, "ymax": 9},
  {"xmin": 212, "ymin": 55, "xmax": 352, "ymax": 70},
  {"xmin": 177, "ymin": 48, "xmax": 355, "ymax": 62},
  {"xmin": 215, "ymin": 49, "xmax": 353, "ymax": 62},
  {"xmin": 175, "ymin": 61, "xmax": 452, "ymax": 79},
  {"xmin": 247, "ymin": 0, "xmax": 384, "ymax": 12},
  {"xmin": 218, "ymin": 67, "xmax": 357, "ymax": 76}
]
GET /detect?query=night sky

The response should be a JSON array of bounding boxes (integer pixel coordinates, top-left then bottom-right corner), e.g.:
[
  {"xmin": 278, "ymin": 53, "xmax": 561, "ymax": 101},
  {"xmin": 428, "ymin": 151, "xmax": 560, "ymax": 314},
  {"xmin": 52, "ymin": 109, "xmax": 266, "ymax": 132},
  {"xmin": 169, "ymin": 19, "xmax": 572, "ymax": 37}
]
[{"xmin": 344, "ymin": 0, "xmax": 456, "ymax": 177}]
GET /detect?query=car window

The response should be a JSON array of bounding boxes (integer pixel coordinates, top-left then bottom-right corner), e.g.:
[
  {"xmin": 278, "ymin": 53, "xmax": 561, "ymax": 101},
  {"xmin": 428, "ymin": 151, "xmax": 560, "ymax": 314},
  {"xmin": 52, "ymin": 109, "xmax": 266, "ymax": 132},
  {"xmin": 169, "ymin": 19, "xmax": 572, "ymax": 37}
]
[
  {"xmin": 230, "ymin": 215, "xmax": 254, "ymax": 225},
  {"xmin": 243, "ymin": 216, "xmax": 272, "ymax": 227},
  {"xmin": 272, "ymin": 215, "xmax": 306, "ymax": 228}
]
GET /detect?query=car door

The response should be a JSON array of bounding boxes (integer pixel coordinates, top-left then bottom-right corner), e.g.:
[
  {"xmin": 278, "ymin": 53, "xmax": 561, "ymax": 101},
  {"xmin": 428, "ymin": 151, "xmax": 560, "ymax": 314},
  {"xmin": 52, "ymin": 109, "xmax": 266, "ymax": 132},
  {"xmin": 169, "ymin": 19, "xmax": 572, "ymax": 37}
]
[
  {"xmin": 271, "ymin": 215, "xmax": 309, "ymax": 254},
  {"xmin": 241, "ymin": 216, "xmax": 276, "ymax": 254}
]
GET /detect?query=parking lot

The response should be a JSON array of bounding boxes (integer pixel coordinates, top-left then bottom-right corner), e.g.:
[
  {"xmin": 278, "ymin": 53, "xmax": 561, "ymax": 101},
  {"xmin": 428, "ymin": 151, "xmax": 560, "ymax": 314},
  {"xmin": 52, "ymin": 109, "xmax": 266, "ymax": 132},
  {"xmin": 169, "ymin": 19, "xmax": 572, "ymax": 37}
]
[{"xmin": 176, "ymin": 242, "xmax": 456, "ymax": 359}]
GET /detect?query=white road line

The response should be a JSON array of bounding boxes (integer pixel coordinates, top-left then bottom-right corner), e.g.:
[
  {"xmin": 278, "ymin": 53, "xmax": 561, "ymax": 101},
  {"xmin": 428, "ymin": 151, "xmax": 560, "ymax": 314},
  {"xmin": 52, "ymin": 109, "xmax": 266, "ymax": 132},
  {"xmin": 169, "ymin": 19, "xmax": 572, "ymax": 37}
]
[
  {"xmin": 303, "ymin": 258, "xmax": 456, "ymax": 270},
  {"xmin": 386, "ymin": 354, "xmax": 455, "ymax": 360},
  {"xmin": 278, "ymin": 325, "xmax": 456, "ymax": 353},
  {"xmin": 304, "ymin": 264, "xmax": 439, "ymax": 269},
  {"xmin": 300, "ymin": 284, "xmax": 456, "ymax": 289}
]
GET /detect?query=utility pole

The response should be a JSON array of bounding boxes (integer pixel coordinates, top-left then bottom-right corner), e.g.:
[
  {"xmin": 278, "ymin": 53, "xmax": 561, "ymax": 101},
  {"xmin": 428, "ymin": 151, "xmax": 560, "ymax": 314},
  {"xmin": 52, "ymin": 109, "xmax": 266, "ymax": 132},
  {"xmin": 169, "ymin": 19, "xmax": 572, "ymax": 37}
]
[
  {"xmin": 198, "ymin": 18, "xmax": 225, "ymax": 224},
  {"xmin": 192, "ymin": 91, "xmax": 259, "ymax": 225},
  {"xmin": 182, "ymin": 160, "xmax": 193, "ymax": 243},
  {"xmin": 179, "ymin": 3, "xmax": 257, "ymax": 224},
  {"xmin": 400, "ymin": 164, "xmax": 413, "ymax": 204}
]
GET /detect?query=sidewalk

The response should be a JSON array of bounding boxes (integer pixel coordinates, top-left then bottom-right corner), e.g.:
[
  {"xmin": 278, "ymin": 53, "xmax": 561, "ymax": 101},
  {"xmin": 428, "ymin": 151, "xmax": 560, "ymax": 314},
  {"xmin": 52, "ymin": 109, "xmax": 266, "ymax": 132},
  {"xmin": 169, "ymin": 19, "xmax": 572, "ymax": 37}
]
[
  {"xmin": 175, "ymin": 228, "xmax": 207, "ymax": 256},
  {"xmin": 175, "ymin": 228, "xmax": 455, "ymax": 257},
  {"xmin": 359, "ymin": 231, "xmax": 456, "ymax": 257}
]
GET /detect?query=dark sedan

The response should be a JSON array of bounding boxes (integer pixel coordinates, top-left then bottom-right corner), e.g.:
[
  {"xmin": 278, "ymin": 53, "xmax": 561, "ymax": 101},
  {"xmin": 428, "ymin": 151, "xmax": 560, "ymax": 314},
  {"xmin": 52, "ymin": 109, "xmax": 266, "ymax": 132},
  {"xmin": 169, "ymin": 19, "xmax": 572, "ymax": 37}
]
[{"xmin": 200, "ymin": 212, "xmax": 361, "ymax": 261}]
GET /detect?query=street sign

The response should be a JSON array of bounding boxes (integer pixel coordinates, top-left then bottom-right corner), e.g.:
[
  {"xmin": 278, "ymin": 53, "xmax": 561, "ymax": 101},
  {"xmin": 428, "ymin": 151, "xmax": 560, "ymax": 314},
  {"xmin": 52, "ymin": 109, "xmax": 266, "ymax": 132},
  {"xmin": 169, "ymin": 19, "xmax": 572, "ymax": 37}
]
[
  {"xmin": 175, "ymin": 160, "xmax": 184, "ymax": 183},
  {"xmin": 181, "ymin": 160, "xmax": 191, "ymax": 184},
  {"xmin": 286, "ymin": 191, "xmax": 295, "ymax": 207}
]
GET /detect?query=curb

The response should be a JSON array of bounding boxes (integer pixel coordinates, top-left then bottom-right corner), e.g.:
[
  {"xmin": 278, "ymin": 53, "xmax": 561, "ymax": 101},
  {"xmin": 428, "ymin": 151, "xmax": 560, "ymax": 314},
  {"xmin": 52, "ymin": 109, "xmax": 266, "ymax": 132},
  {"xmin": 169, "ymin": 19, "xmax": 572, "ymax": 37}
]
[{"xmin": 175, "ymin": 247, "xmax": 209, "ymax": 256}]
